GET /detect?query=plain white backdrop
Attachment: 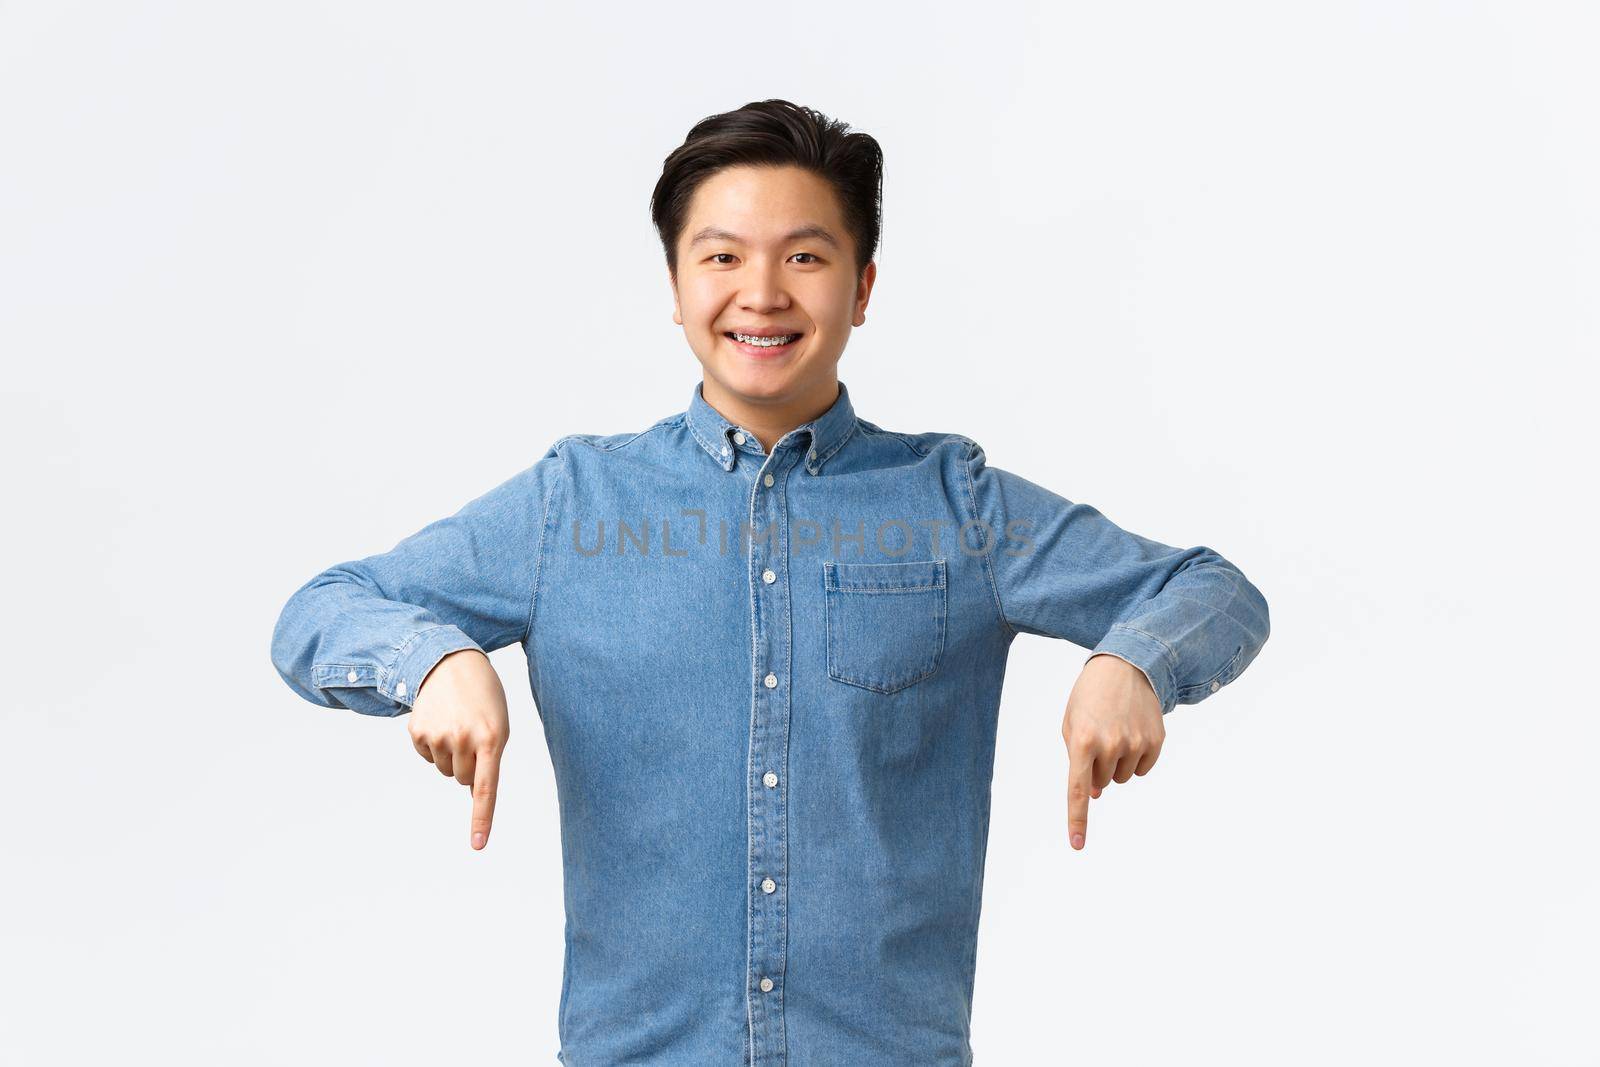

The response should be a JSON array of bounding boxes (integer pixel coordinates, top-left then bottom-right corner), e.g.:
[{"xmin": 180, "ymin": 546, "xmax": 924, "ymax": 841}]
[{"xmin": 2, "ymin": 2, "xmax": 1594, "ymax": 1064}]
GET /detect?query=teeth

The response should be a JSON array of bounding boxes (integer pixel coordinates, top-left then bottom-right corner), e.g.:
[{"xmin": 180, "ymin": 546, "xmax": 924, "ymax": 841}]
[{"xmin": 733, "ymin": 333, "xmax": 797, "ymax": 347}]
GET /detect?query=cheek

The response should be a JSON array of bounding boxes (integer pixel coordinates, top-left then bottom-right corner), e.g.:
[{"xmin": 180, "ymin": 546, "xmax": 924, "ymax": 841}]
[{"xmin": 681, "ymin": 279, "xmax": 728, "ymax": 323}]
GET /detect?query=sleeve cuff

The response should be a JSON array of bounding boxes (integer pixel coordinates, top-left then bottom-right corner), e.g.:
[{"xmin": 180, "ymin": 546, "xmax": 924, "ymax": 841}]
[
  {"xmin": 1085, "ymin": 623, "xmax": 1178, "ymax": 715},
  {"xmin": 387, "ymin": 625, "xmax": 483, "ymax": 709}
]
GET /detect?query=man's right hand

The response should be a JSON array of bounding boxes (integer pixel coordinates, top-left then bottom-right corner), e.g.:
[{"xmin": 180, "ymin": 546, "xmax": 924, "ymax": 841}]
[{"xmin": 408, "ymin": 648, "xmax": 510, "ymax": 851}]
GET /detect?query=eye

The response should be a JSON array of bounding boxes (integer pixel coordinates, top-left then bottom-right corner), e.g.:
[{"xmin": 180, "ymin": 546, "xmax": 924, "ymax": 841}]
[{"xmin": 705, "ymin": 252, "xmax": 822, "ymax": 266}]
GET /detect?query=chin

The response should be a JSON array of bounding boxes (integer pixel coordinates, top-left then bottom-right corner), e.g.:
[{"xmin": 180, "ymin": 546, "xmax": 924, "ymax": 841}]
[
  {"xmin": 708, "ymin": 353, "xmax": 798, "ymax": 392},
  {"xmin": 720, "ymin": 368, "xmax": 792, "ymax": 400}
]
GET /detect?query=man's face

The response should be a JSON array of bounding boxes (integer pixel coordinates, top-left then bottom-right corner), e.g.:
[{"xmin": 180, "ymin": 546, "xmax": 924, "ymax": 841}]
[{"xmin": 671, "ymin": 164, "xmax": 874, "ymax": 406}]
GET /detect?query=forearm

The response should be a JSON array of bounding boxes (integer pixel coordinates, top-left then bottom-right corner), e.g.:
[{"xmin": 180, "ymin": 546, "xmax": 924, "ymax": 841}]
[
  {"xmin": 1082, "ymin": 548, "xmax": 1270, "ymax": 715},
  {"xmin": 270, "ymin": 562, "xmax": 483, "ymax": 717}
]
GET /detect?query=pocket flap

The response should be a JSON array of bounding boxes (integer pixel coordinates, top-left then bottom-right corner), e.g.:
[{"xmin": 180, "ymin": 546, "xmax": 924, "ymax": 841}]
[{"xmin": 824, "ymin": 558, "xmax": 947, "ymax": 594}]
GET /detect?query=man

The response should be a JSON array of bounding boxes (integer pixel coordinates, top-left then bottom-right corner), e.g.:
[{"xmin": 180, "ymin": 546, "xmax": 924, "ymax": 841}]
[{"xmin": 270, "ymin": 98, "xmax": 1270, "ymax": 1067}]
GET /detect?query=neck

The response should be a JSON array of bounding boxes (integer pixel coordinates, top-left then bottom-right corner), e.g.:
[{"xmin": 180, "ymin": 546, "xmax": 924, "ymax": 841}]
[{"xmin": 701, "ymin": 376, "xmax": 840, "ymax": 453}]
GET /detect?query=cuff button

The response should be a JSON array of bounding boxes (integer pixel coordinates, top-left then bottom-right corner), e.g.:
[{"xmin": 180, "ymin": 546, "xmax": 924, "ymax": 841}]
[{"xmin": 346, "ymin": 670, "xmax": 359, "ymax": 684}]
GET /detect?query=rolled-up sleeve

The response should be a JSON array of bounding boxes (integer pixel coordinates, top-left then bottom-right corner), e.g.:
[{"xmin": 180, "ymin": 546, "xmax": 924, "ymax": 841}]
[
  {"xmin": 269, "ymin": 439, "xmax": 567, "ymax": 717},
  {"xmin": 961, "ymin": 438, "xmax": 1269, "ymax": 715}
]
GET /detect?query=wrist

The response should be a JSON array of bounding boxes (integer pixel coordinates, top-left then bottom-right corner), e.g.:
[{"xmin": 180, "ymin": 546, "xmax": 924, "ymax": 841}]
[
  {"xmin": 1086, "ymin": 651, "xmax": 1157, "ymax": 695},
  {"xmin": 420, "ymin": 647, "xmax": 488, "ymax": 696}
]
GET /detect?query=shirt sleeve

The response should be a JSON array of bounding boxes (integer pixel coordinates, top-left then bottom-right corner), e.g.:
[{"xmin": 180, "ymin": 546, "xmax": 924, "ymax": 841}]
[
  {"xmin": 961, "ymin": 438, "xmax": 1270, "ymax": 715},
  {"xmin": 269, "ymin": 439, "xmax": 567, "ymax": 717}
]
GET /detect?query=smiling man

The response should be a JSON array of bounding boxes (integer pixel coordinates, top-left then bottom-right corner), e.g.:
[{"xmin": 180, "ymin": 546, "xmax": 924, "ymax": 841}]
[{"xmin": 270, "ymin": 99, "xmax": 1271, "ymax": 1066}]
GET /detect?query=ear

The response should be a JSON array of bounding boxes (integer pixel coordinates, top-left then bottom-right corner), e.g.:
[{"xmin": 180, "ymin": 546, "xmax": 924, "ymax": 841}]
[
  {"xmin": 852, "ymin": 260, "xmax": 877, "ymax": 327},
  {"xmin": 669, "ymin": 269, "xmax": 682, "ymax": 325}
]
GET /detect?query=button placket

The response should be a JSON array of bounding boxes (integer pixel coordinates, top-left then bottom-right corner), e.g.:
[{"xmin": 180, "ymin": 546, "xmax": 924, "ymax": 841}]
[{"xmin": 746, "ymin": 445, "xmax": 800, "ymax": 1063}]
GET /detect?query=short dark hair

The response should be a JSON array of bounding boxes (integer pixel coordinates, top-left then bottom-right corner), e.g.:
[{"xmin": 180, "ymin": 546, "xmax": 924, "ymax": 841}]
[{"xmin": 650, "ymin": 99, "xmax": 883, "ymax": 282}]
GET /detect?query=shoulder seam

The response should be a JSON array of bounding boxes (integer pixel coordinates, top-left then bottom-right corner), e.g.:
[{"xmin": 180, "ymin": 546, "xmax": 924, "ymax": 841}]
[
  {"xmin": 522, "ymin": 439, "xmax": 569, "ymax": 647},
  {"xmin": 555, "ymin": 419, "xmax": 672, "ymax": 456},
  {"xmin": 855, "ymin": 420, "xmax": 933, "ymax": 458},
  {"xmin": 958, "ymin": 437, "xmax": 1018, "ymax": 641}
]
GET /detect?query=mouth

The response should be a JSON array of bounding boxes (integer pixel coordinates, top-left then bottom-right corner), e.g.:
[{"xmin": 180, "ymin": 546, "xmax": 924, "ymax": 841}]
[{"xmin": 725, "ymin": 330, "xmax": 803, "ymax": 358}]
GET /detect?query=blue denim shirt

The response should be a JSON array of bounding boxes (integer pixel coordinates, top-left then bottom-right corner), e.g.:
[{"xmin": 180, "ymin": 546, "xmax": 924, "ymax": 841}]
[{"xmin": 270, "ymin": 378, "xmax": 1269, "ymax": 1066}]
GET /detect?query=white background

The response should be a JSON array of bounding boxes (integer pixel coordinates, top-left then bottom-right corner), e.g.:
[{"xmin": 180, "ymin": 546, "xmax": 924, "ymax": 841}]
[{"xmin": 2, "ymin": 2, "xmax": 1594, "ymax": 1064}]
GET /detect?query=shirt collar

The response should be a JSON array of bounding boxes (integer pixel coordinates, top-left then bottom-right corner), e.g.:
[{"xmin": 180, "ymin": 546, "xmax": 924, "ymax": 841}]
[{"xmin": 685, "ymin": 378, "xmax": 858, "ymax": 476}]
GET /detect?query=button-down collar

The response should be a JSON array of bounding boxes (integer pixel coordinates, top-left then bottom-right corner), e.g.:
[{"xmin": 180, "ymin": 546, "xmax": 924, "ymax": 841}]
[{"xmin": 685, "ymin": 378, "xmax": 857, "ymax": 475}]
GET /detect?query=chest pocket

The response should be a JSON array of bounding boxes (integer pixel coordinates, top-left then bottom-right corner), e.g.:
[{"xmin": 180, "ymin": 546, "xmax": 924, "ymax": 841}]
[{"xmin": 823, "ymin": 559, "xmax": 947, "ymax": 694}]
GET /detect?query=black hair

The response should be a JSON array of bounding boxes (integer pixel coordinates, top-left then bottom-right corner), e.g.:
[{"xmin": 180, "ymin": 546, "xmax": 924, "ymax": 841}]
[{"xmin": 650, "ymin": 99, "xmax": 883, "ymax": 281}]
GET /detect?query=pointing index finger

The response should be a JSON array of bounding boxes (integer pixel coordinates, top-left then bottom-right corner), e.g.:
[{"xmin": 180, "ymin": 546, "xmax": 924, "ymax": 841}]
[
  {"xmin": 1067, "ymin": 747, "xmax": 1093, "ymax": 850},
  {"xmin": 471, "ymin": 744, "xmax": 501, "ymax": 850}
]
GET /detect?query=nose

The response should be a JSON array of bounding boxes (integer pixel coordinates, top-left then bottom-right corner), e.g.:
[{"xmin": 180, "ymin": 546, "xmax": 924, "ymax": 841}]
[{"xmin": 738, "ymin": 260, "xmax": 791, "ymax": 314}]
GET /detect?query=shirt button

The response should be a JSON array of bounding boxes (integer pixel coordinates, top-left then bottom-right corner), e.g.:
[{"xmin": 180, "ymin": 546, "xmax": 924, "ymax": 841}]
[
  {"xmin": 346, "ymin": 670, "xmax": 359, "ymax": 684},
  {"xmin": 761, "ymin": 877, "xmax": 776, "ymax": 894},
  {"xmin": 759, "ymin": 977, "xmax": 774, "ymax": 992},
  {"xmin": 764, "ymin": 673, "xmax": 777, "ymax": 689},
  {"xmin": 1210, "ymin": 679, "xmax": 1221, "ymax": 692},
  {"xmin": 762, "ymin": 569, "xmax": 776, "ymax": 584},
  {"xmin": 807, "ymin": 449, "xmax": 816, "ymax": 460},
  {"xmin": 763, "ymin": 771, "xmax": 778, "ymax": 788},
  {"xmin": 396, "ymin": 680, "xmax": 407, "ymax": 698},
  {"xmin": 733, "ymin": 431, "xmax": 746, "ymax": 445},
  {"xmin": 763, "ymin": 473, "xmax": 774, "ymax": 487}
]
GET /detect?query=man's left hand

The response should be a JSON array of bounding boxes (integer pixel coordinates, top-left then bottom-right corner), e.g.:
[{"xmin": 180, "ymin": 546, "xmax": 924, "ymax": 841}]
[{"xmin": 1062, "ymin": 653, "xmax": 1165, "ymax": 851}]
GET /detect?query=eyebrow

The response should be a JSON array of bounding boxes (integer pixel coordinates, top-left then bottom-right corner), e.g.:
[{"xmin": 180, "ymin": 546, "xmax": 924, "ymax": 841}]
[{"xmin": 688, "ymin": 224, "xmax": 841, "ymax": 250}]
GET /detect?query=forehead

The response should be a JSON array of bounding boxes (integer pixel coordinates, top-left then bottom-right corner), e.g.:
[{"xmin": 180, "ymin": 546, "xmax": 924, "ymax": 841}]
[{"xmin": 680, "ymin": 164, "xmax": 847, "ymax": 244}]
